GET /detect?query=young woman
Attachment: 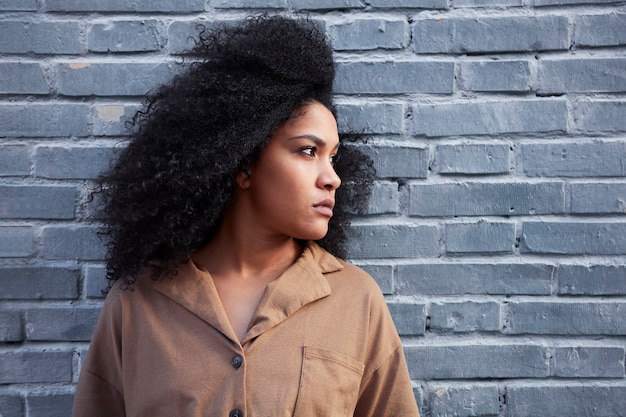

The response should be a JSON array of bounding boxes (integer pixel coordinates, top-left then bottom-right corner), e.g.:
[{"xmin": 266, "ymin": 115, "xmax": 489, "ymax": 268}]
[{"xmin": 72, "ymin": 15, "xmax": 420, "ymax": 417}]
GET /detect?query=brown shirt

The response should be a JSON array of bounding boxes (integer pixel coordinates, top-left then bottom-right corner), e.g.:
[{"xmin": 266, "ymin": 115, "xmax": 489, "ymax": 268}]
[{"xmin": 72, "ymin": 242, "xmax": 420, "ymax": 417}]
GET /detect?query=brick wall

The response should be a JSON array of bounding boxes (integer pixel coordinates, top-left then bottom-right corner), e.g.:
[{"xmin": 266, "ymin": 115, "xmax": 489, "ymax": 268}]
[{"xmin": 1, "ymin": 1, "xmax": 625, "ymax": 416}]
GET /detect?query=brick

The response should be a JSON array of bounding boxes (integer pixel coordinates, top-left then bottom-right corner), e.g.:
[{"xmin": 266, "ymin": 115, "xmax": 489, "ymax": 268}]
[
  {"xmin": 570, "ymin": 183, "xmax": 626, "ymax": 214},
  {"xmin": 521, "ymin": 222, "xmax": 626, "ymax": 255},
  {"xmin": 347, "ymin": 224, "xmax": 440, "ymax": 259},
  {"xmin": 536, "ymin": 0, "xmax": 618, "ymax": 5},
  {"xmin": 47, "ymin": 0, "xmax": 205, "ymax": 12},
  {"xmin": 522, "ymin": 142, "xmax": 626, "ymax": 177},
  {"xmin": 368, "ymin": 181, "xmax": 399, "ymax": 215},
  {"xmin": 574, "ymin": 101, "xmax": 626, "ymax": 133},
  {"xmin": 538, "ymin": 57, "xmax": 626, "ymax": 94},
  {"xmin": 93, "ymin": 104, "xmax": 139, "ymax": 136},
  {"xmin": 26, "ymin": 308, "xmax": 100, "ymax": 341},
  {"xmin": 505, "ymin": 301, "xmax": 626, "ymax": 335},
  {"xmin": 575, "ymin": 13, "xmax": 626, "ymax": 47},
  {"xmin": 330, "ymin": 19, "xmax": 407, "ymax": 51},
  {"xmin": 88, "ymin": 20, "xmax": 161, "ymax": 52},
  {"xmin": 335, "ymin": 61, "xmax": 454, "ymax": 94},
  {"xmin": 27, "ymin": 392, "xmax": 74, "ymax": 417},
  {"xmin": 412, "ymin": 15, "xmax": 568, "ymax": 54},
  {"xmin": 0, "ymin": 227, "xmax": 33, "ymax": 257},
  {"xmin": 445, "ymin": 221, "xmax": 515, "ymax": 254},
  {"xmin": 0, "ymin": 267, "xmax": 80, "ymax": 300},
  {"xmin": 387, "ymin": 302, "xmax": 426, "ymax": 336},
  {"xmin": 558, "ymin": 265, "xmax": 626, "ymax": 296},
  {"xmin": 356, "ymin": 264, "xmax": 393, "ymax": 294},
  {"xmin": 85, "ymin": 265, "xmax": 108, "ymax": 298},
  {"xmin": 0, "ymin": 351, "xmax": 72, "ymax": 383},
  {"xmin": 167, "ymin": 20, "xmax": 221, "ymax": 54},
  {"xmin": 553, "ymin": 347, "xmax": 624, "ymax": 378},
  {"xmin": 429, "ymin": 385, "xmax": 500, "ymax": 417},
  {"xmin": 412, "ymin": 99, "xmax": 567, "ymax": 137},
  {"xmin": 0, "ymin": 63, "xmax": 48, "ymax": 94},
  {"xmin": 0, "ymin": 0, "xmax": 36, "ymax": 10},
  {"xmin": 336, "ymin": 102, "xmax": 404, "ymax": 134},
  {"xmin": 0, "ymin": 21, "xmax": 81, "ymax": 54},
  {"xmin": 410, "ymin": 182, "xmax": 563, "ymax": 216},
  {"xmin": 0, "ymin": 145, "xmax": 30, "ymax": 176},
  {"xmin": 507, "ymin": 385, "xmax": 626, "ymax": 417},
  {"xmin": 213, "ymin": 0, "xmax": 285, "ymax": 7},
  {"xmin": 0, "ymin": 104, "xmax": 89, "ymax": 138},
  {"xmin": 41, "ymin": 226, "xmax": 106, "ymax": 260},
  {"xmin": 429, "ymin": 301, "xmax": 500, "ymax": 333},
  {"xmin": 455, "ymin": 0, "xmax": 522, "ymax": 6},
  {"xmin": 365, "ymin": 146, "xmax": 429, "ymax": 179},
  {"xmin": 0, "ymin": 311, "xmax": 23, "ymax": 342},
  {"xmin": 289, "ymin": 0, "xmax": 363, "ymax": 9},
  {"xmin": 57, "ymin": 62, "xmax": 176, "ymax": 96},
  {"xmin": 405, "ymin": 344, "xmax": 548, "ymax": 379},
  {"xmin": 435, "ymin": 143, "xmax": 510, "ymax": 175},
  {"xmin": 366, "ymin": 0, "xmax": 447, "ymax": 7},
  {"xmin": 0, "ymin": 394, "xmax": 23, "ymax": 417},
  {"xmin": 461, "ymin": 60, "xmax": 531, "ymax": 92},
  {"xmin": 397, "ymin": 263, "xmax": 553, "ymax": 295},
  {"xmin": 0, "ymin": 185, "xmax": 76, "ymax": 219},
  {"xmin": 35, "ymin": 146, "xmax": 116, "ymax": 180}
]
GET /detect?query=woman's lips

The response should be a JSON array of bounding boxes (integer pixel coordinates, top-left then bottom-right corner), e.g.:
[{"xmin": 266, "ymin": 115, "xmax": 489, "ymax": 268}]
[{"xmin": 313, "ymin": 199, "xmax": 334, "ymax": 217}]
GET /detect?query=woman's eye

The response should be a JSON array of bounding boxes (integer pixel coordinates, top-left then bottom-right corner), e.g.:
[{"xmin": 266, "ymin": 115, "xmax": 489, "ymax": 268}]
[
  {"xmin": 301, "ymin": 147, "xmax": 316, "ymax": 157},
  {"xmin": 330, "ymin": 154, "xmax": 339, "ymax": 165}
]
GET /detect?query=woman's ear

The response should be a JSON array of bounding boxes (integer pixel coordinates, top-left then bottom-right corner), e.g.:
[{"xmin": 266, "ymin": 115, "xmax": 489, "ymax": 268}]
[{"xmin": 235, "ymin": 169, "xmax": 251, "ymax": 189}]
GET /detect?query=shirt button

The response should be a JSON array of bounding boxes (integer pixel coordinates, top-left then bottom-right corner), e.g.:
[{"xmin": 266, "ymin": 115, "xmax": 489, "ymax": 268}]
[
  {"xmin": 229, "ymin": 409, "xmax": 243, "ymax": 417},
  {"xmin": 231, "ymin": 355, "xmax": 243, "ymax": 369}
]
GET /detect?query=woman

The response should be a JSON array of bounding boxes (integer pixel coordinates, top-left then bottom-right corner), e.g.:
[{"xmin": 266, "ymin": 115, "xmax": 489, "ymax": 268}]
[{"xmin": 72, "ymin": 15, "xmax": 420, "ymax": 417}]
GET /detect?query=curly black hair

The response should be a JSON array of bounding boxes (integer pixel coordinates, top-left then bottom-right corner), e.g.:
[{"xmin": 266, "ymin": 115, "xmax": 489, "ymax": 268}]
[{"xmin": 96, "ymin": 15, "xmax": 375, "ymax": 289}]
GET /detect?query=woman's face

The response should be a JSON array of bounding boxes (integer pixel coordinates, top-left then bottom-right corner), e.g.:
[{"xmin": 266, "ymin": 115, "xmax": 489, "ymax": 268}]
[{"xmin": 240, "ymin": 101, "xmax": 341, "ymax": 241}]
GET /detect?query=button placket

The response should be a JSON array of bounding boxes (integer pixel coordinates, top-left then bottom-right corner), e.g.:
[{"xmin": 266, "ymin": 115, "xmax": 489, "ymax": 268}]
[{"xmin": 231, "ymin": 355, "xmax": 243, "ymax": 369}]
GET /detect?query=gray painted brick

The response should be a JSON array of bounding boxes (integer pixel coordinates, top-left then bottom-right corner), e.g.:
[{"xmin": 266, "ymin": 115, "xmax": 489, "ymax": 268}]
[
  {"xmin": 388, "ymin": 302, "xmax": 426, "ymax": 336},
  {"xmin": 455, "ymin": 0, "xmax": 522, "ymax": 6},
  {"xmin": 0, "ymin": 0, "xmax": 36, "ymax": 10},
  {"xmin": 357, "ymin": 264, "xmax": 393, "ymax": 294},
  {"xmin": 553, "ymin": 347, "xmax": 625, "ymax": 377},
  {"xmin": 335, "ymin": 61, "xmax": 454, "ymax": 94},
  {"xmin": 461, "ymin": 60, "xmax": 532, "ymax": 92},
  {"xmin": 506, "ymin": 301, "xmax": 626, "ymax": 335},
  {"xmin": 570, "ymin": 183, "xmax": 626, "ymax": 214},
  {"xmin": 57, "ymin": 62, "xmax": 177, "ymax": 97},
  {"xmin": 0, "ymin": 267, "xmax": 80, "ymax": 300},
  {"xmin": 0, "ymin": 145, "xmax": 30, "ymax": 176},
  {"xmin": 538, "ymin": 57, "xmax": 626, "ymax": 94},
  {"xmin": 523, "ymin": 142, "xmax": 626, "ymax": 177},
  {"xmin": 0, "ymin": 104, "xmax": 89, "ymax": 138},
  {"xmin": 429, "ymin": 385, "xmax": 500, "ymax": 417},
  {"xmin": 521, "ymin": 222, "xmax": 626, "ymax": 255},
  {"xmin": 26, "ymin": 308, "xmax": 100, "ymax": 341},
  {"xmin": 574, "ymin": 101, "xmax": 626, "ymax": 133},
  {"xmin": 213, "ymin": 0, "xmax": 286, "ymax": 7},
  {"xmin": 429, "ymin": 301, "xmax": 500, "ymax": 333},
  {"xmin": 575, "ymin": 13, "xmax": 626, "ymax": 47},
  {"xmin": 397, "ymin": 263, "xmax": 553, "ymax": 295},
  {"xmin": 336, "ymin": 102, "xmax": 404, "ymax": 134},
  {"xmin": 93, "ymin": 104, "xmax": 139, "ymax": 136},
  {"xmin": 167, "ymin": 20, "xmax": 221, "ymax": 54},
  {"xmin": 507, "ymin": 385, "xmax": 626, "ymax": 417},
  {"xmin": 0, "ymin": 21, "xmax": 81, "ymax": 54},
  {"xmin": 405, "ymin": 344, "xmax": 549, "ymax": 379},
  {"xmin": 347, "ymin": 224, "xmax": 440, "ymax": 259},
  {"xmin": 88, "ymin": 20, "xmax": 161, "ymax": 52},
  {"xmin": 0, "ymin": 394, "xmax": 23, "ymax": 417},
  {"xmin": 536, "ymin": 0, "xmax": 619, "ymax": 5},
  {"xmin": 27, "ymin": 392, "xmax": 74, "ymax": 417},
  {"xmin": 289, "ymin": 0, "xmax": 363, "ymax": 9},
  {"xmin": 0, "ymin": 63, "xmax": 48, "ymax": 94},
  {"xmin": 35, "ymin": 146, "xmax": 116, "ymax": 180},
  {"xmin": 366, "ymin": 0, "xmax": 447, "ymax": 7},
  {"xmin": 368, "ymin": 181, "xmax": 400, "ymax": 215},
  {"xmin": 412, "ymin": 99, "xmax": 567, "ymax": 137},
  {"xmin": 558, "ymin": 265, "xmax": 626, "ymax": 296},
  {"xmin": 0, "ymin": 185, "xmax": 76, "ymax": 219},
  {"xmin": 85, "ymin": 265, "xmax": 108, "ymax": 298},
  {"xmin": 446, "ymin": 221, "xmax": 515, "ymax": 254},
  {"xmin": 47, "ymin": 0, "xmax": 205, "ymax": 12},
  {"xmin": 330, "ymin": 18, "xmax": 407, "ymax": 51},
  {"xmin": 0, "ymin": 351, "xmax": 72, "ymax": 383},
  {"xmin": 365, "ymin": 146, "xmax": 429, "ymax": 179},
  {"xmin": 0, "ymin": 311, "xmax": 23, "ymax": 342},
  {"xmin": 41, "ymin": 226, "xmax": 106, "ymax": 260},
  {"xmin": 435, "ymin": 144, "xmax": 510, "ymax": 175},
  {"xmin": 410, "ymin": 182, "xmax": 564, "ymax": 216},
  {"xmin": 412, "ymin": 15, "xmax": 568, "ymax": 54},
  {"xmin": 0, "ymin": 227, "xmax": 33, "ymax": 257}
]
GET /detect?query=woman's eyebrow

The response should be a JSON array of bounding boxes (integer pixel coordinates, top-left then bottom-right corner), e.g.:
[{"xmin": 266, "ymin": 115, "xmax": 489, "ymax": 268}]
[{"xmin": 288, "ymin": 134, "xmax": 340, "ymax": 149}]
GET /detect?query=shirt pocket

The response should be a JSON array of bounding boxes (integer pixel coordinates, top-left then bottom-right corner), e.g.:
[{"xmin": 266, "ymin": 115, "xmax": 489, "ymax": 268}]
[{"xmin": 293, "ymin": 346, "xmax": 365, "ymax": 417}]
